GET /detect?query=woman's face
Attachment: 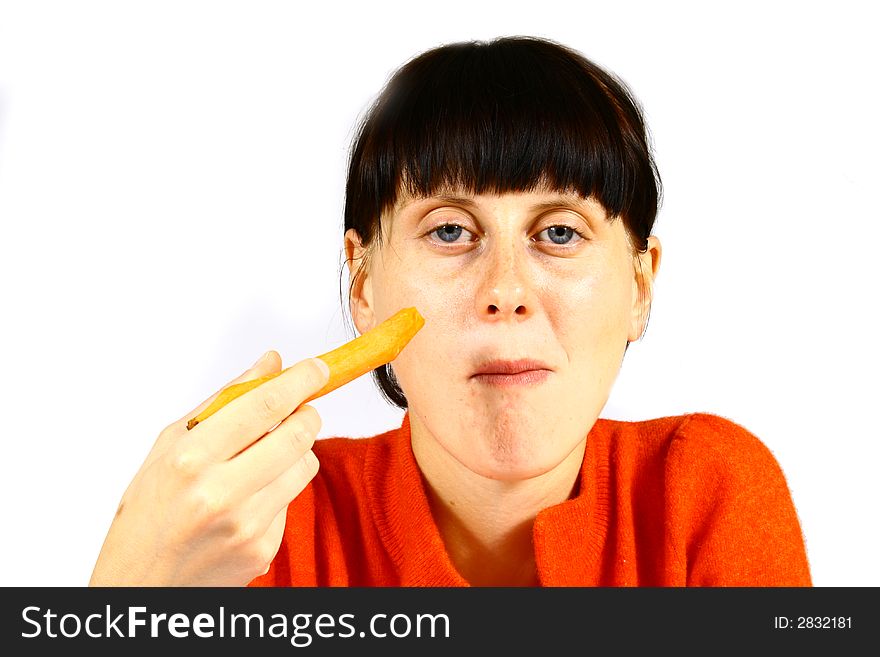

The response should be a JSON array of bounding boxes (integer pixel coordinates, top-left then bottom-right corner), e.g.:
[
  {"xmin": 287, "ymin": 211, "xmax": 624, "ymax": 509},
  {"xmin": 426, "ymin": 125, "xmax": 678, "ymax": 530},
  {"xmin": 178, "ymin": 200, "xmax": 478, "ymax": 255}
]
[{"xmin": 345, "ymin": 185, "xmax": 661, "ymax": 482}]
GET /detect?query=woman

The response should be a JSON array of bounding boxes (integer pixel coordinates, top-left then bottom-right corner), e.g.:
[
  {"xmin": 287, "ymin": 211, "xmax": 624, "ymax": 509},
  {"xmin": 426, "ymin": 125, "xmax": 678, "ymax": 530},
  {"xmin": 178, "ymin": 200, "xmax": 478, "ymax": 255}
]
[{"xmin": 90, "ymin": 36, "xmax": 811, "ymax": 586}]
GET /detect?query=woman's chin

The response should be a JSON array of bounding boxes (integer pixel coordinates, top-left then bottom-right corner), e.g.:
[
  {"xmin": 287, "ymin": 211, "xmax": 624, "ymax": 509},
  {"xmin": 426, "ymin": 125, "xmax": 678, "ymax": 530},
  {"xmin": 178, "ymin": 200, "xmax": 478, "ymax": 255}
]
[{"xmin": 464, "ymin": 445, "xmax": 561, "ymax": 482}]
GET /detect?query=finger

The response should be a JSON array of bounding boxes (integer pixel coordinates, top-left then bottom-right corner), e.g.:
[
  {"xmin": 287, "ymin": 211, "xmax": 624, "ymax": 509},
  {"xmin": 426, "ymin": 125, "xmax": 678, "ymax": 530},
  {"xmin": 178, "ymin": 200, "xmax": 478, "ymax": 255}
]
[
  {"xmin": 241, "ymin": 448, "xmax": 320, "ymax": 531},
  {"xmin": 220, "ymin": 405, "xmax": 322, "ymax": 501},
  {"xmin": 189, "ymin": 357, "xmax": 330, "ymax": 462},
  {"xmin": 142, "ymin": 351, "xmax": 283, "ymax": 475},
  {"xmin": 172, "ymin": 351, "xmax": 283, "ymax": 431}
]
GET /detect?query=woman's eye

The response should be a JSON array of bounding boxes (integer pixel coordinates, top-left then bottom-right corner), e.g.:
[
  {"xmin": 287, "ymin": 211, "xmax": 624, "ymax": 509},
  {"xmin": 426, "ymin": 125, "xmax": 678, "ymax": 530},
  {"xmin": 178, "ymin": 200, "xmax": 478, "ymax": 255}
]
[
  {"xmin": 430, "ymin": 224, "xmax": 473, "ymax": 244},
  {"xmin": 536, "ymin": 225, "xmax": 584, "ymax": 246}
]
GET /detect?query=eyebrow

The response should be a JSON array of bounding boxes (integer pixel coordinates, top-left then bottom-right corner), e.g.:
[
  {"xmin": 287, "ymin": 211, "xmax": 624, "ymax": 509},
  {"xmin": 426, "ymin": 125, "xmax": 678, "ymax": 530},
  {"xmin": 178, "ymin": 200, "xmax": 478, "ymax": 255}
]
[{"xmin": 405, "ymin": 194, "xmax": 602, "ymax": 216}]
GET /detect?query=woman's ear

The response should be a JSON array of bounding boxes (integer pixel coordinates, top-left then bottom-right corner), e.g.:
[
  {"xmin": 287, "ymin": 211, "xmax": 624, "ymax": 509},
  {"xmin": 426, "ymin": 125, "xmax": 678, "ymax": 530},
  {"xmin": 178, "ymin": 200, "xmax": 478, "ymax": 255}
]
[
  {"xmin": 344, "ymin": 228, "xmax": 377, "ymax": 334},
  {"xmin": 628, "ymin": 235, "xmax": 662, "ymax": 342}
]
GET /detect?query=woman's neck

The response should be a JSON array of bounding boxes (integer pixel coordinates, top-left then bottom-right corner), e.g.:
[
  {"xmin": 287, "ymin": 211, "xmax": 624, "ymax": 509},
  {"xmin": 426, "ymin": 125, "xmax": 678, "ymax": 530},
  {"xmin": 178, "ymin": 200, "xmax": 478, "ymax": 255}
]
[{"xmin": 410, "ymin": 421, "xmax": 586, "ymax": 587}]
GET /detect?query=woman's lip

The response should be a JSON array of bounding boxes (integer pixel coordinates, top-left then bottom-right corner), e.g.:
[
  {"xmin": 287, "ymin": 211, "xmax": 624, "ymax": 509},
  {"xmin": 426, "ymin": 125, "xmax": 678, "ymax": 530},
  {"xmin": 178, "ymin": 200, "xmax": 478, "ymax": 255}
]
[
  {"xmin": 472, "ymin": 358, "xmax": 552, "ymax": 375},
  {"xmin": 472, "ymin": 369, "xmax": 551, "ymax": 386}
]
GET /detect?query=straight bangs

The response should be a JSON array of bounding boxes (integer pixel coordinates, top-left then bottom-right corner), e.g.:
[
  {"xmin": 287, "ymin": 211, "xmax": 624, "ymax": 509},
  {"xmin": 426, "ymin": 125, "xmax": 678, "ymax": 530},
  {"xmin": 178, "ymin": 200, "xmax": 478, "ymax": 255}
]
[{"xmin": 345, "ymin": 37, "xmax": 660, "ymax": 248}]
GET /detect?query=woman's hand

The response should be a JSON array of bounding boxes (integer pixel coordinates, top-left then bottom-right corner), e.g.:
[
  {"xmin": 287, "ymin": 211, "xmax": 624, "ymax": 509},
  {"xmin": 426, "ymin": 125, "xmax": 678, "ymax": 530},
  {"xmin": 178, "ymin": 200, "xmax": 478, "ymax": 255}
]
[{"xmin": 88, "ymin": 351, "xmax": 329, "ymax": 586}]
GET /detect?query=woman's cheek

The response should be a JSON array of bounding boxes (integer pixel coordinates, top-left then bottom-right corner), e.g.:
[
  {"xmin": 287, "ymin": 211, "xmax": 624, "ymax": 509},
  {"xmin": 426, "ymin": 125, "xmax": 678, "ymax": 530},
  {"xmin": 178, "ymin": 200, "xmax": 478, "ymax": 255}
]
[{"xmin": 393, "ymin": 311, "xmax": 467, "ymax": 410}]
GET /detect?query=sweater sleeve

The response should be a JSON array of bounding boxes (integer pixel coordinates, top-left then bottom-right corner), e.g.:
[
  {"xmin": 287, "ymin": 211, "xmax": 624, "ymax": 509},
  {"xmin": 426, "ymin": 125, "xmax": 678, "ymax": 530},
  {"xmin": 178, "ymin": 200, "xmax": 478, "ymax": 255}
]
[{"xmin": 667, "ymin": 413, "xmax": 812, "ymax": 587}]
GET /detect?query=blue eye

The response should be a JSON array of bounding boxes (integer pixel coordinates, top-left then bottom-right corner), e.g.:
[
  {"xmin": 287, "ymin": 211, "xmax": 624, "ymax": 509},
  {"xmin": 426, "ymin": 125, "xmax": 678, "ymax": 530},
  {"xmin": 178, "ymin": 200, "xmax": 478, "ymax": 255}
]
[
  {"xmin": 432, "ymin": 224, "xmax": 469, "ymax": 243},
  {"xmin": 537, "ymin": 226, "xmax": 583, "ymax": 246}
]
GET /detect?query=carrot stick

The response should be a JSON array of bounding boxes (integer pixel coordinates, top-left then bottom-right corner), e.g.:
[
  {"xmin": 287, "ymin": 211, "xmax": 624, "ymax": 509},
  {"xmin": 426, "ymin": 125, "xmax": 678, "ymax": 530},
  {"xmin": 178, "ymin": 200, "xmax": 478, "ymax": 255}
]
[{"xmin": 185, "ymin": 307, "xmax": 424, "ymax": 430}]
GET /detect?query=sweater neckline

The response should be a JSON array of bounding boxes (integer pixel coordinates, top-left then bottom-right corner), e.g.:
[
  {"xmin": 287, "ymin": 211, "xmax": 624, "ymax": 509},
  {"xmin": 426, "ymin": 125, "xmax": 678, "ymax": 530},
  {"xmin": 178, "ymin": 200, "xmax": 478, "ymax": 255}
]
[{"xmin": 364, "ymin": 411, "xmax": 612, "ymax": 586}]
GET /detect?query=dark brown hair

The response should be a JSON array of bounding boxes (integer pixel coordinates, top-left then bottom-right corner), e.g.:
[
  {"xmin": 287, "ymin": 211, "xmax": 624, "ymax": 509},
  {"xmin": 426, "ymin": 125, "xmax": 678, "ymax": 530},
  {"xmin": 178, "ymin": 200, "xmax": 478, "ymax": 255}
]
[{"xmin": 340, "ymin": 36, "xmax": 662, "ymax": 409}]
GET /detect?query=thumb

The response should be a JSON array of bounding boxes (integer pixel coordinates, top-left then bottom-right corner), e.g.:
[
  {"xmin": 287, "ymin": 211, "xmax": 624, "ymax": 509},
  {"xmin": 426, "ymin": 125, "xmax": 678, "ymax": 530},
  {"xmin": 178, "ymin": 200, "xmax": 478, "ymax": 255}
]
[{"xmin": 245, "ymin": 350, "xmax": 282, "ymax": 380}]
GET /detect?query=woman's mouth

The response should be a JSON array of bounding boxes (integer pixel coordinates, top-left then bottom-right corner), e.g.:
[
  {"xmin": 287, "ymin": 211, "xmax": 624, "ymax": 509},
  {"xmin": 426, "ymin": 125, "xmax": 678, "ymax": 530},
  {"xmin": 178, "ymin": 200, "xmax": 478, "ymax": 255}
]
[
  {"xmin": 470, "ymin": 359, "xmax": 553, "ymax": 387},
  {"xmin": 472, "ymin": 369, "xmax": 551, "ymax": 386}
]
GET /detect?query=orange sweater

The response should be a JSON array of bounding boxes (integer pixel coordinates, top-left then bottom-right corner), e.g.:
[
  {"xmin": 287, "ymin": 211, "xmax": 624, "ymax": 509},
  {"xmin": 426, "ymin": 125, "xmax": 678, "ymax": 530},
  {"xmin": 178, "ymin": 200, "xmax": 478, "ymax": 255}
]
[{"xmin": 249, "ymin": 411, "xmax": 811, "ymax": 587}]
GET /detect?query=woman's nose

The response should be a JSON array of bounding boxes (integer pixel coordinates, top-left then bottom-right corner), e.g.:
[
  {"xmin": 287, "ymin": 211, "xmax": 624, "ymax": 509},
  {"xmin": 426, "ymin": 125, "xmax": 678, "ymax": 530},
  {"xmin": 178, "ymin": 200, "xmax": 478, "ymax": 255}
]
[{"xmin": 475, "ymin": 244, "xmax": 536, "ymax": 322}]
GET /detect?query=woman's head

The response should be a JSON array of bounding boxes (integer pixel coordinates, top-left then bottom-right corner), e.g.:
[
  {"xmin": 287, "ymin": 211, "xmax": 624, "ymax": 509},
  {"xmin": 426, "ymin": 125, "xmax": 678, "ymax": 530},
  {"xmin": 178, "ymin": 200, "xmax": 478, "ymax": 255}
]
[{"xmin": 342, "ymin": 36, "xmax": 661, "ymax": 479}]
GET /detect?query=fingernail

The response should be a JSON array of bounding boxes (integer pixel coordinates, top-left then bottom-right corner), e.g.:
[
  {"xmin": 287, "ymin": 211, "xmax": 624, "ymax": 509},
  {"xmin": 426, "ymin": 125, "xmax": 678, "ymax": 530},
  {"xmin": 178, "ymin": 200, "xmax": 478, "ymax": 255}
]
[
  {"xmin": 312, "ymin": 357, "xmax": 330, "ymax": 380},
  {"xmin": 253, "ymin": 351, "xmax": 268, "ymax": 367}
]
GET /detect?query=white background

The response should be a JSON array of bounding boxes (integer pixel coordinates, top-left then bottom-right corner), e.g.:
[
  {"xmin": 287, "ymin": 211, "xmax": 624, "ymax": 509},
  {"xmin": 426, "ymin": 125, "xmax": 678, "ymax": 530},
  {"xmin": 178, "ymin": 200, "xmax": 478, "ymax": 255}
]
[{"xmin": 1, "ymin": 0, "xmax": 877, "ymax": 587}]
